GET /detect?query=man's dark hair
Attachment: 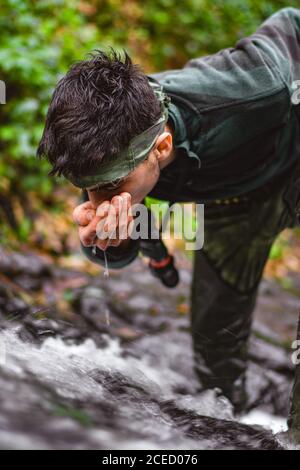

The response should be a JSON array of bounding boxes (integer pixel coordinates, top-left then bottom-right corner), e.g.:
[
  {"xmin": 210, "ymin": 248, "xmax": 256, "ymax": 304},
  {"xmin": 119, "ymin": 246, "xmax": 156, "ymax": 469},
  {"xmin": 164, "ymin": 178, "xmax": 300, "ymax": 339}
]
[{"xmin": 37, "ymin": 47, "xmax": 162, "ymax": 178}]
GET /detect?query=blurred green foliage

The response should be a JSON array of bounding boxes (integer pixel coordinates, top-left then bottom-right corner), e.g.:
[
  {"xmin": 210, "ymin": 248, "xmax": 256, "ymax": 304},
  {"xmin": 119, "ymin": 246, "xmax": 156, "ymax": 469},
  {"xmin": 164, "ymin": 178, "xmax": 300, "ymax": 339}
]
[
  {"xmin": 0, "ymin": 0, "xmax": 101, "ymax": 202},
  {"xmin": 89, "ymin": 0, "xmax": 299, "ymax": 70},
  {"xmin": 0, "ymin": 0, "xmax": 298, "ymax": 242}
]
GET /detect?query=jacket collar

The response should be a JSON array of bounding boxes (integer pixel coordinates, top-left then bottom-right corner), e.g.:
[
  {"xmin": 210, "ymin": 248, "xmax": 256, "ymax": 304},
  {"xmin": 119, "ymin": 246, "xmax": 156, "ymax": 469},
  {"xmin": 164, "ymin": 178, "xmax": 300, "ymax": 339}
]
[{"xmin": 167, "ymin": 102, "xmax": 201, "ymax": 169}]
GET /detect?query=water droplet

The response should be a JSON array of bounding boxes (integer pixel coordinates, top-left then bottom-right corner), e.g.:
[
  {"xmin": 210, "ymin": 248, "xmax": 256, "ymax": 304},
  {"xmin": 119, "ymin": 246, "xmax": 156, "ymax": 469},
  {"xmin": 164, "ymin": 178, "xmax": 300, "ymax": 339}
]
[
  {"xmin": 105, "ymin": 307, "xmax": 110, "ymax": 326},
  {"xmin": 103, "ymin": 250, "xmax": 109, "ymax": 278}
]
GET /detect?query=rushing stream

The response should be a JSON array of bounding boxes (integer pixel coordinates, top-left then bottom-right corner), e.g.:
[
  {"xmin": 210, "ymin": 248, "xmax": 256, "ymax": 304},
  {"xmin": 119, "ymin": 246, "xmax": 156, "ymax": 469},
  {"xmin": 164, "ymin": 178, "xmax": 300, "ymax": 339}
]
[{"xmin": 0, "ymin": 247, "xmax": 299, "ymax": 449}]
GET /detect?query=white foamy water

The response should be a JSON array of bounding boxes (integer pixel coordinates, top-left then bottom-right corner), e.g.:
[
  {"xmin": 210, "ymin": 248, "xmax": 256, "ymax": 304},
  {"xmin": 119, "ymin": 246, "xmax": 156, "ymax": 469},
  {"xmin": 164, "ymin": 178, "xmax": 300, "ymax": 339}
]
[
  {"xmin": 241, "ymin": 410, "xmax": 288, "ymax": 434},
  {"xmin": 0, "ymin": 328, "xmax": 231, "ymax": 412},
  {"xmin": 0, "ymin": 327, "xmax": 290, "ymax": 449}
]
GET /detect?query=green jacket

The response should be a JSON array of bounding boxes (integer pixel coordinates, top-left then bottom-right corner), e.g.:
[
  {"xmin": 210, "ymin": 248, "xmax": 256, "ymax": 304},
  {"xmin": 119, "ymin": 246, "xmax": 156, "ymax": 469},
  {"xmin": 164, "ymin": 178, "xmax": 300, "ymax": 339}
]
[{"xmin": 82, "ymin": 7, "xmax": 300, "ymax": 269}]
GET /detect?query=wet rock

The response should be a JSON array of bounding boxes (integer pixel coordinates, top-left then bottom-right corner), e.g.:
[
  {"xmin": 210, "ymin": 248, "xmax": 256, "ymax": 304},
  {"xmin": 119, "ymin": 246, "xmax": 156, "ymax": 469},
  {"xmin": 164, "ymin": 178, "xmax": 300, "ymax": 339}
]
[
  {"xmin": 0, "ymin": 247, "xmax": 298, "ymax": 449},
  {"xmin": 0, "ymin": 248, "xmax": 50, "ymax": 279}
]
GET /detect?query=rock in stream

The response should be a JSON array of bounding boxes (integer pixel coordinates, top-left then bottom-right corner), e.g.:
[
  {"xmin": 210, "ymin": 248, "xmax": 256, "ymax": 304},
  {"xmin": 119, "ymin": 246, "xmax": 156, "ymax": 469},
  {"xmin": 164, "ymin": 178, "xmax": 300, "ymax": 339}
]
[{"xmin": 0, "ymin": 247, "xmax": 299, "ymax": 450}]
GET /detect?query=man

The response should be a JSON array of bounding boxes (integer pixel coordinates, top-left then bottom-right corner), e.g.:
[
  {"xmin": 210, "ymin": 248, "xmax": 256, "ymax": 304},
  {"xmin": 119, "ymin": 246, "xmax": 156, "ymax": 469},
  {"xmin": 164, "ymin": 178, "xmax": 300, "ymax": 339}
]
[{"xmin": 38, "ymin": 7, "xmax": 300, "ymax": 434}]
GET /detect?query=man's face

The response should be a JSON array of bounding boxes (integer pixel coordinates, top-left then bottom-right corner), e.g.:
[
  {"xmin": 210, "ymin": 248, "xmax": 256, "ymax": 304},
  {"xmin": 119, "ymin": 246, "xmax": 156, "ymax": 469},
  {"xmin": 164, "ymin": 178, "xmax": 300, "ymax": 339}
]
[
  {"xmin": 87, "ymin": 125, "xmax": 174, "ymax": 208},
  {"xmin": 87, "ymin": 150, "xmax": 161, "ymax": 208},
  {"xmin": 73, "ymin": 127, "xmax": 174, "ymax": 250}
]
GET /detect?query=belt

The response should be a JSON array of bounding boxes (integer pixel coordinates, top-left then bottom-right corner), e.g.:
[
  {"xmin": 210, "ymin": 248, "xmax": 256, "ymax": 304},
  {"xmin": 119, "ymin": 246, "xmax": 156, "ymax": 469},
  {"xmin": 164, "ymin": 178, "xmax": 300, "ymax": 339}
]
[{"xmin": 207, "ymin": 161, "xmax": 299, "ymax": 207}]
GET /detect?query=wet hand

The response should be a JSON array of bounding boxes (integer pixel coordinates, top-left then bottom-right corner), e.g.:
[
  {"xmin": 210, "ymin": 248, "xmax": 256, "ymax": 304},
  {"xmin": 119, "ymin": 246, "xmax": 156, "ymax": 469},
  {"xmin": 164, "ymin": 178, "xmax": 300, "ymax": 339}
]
[{"xmin": 72, "ymin": 192, "xmax": 134, "ymax": 251}]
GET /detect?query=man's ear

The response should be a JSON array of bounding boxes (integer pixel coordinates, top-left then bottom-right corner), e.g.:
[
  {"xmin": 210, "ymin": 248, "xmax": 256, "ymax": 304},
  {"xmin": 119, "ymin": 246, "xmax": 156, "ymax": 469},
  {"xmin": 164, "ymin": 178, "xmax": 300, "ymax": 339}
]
[{"xmin": 155, "ymin": 131, "xmax": 173, "ymax": 163}]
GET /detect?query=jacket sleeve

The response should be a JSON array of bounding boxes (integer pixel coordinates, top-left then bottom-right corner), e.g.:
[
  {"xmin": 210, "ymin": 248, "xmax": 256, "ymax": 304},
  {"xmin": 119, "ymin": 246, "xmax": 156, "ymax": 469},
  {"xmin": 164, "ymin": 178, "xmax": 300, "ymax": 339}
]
[
  {"xmin": 151, "ymin": 9, "xmax": 295, "ymax": 134},
  {"xmin": 249, "ymin": 7, "xmax": 300, "ymax": 96},
  {"xmin": 80, "ymin": 238, "xmax": 140, "ymax": 269},
  {"xmin": 79, "ymin": 190, "xmax": 140, "ymax": 269}
]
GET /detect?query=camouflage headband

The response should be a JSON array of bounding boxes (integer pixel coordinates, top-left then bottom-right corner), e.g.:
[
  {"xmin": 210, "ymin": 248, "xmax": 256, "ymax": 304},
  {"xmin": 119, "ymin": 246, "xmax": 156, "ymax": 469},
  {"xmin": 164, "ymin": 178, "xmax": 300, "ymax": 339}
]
[{"xmin": 65, "ymin": 77, "xmax": 171, "ymax": 189}]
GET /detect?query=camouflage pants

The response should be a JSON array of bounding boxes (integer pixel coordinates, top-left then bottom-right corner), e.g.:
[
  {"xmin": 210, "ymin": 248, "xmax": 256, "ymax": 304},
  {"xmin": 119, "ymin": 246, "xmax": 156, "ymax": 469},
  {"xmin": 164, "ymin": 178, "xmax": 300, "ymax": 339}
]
[{"xmin": 191, "ymin": 158, "xmax": 300, "ymax": 424}]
